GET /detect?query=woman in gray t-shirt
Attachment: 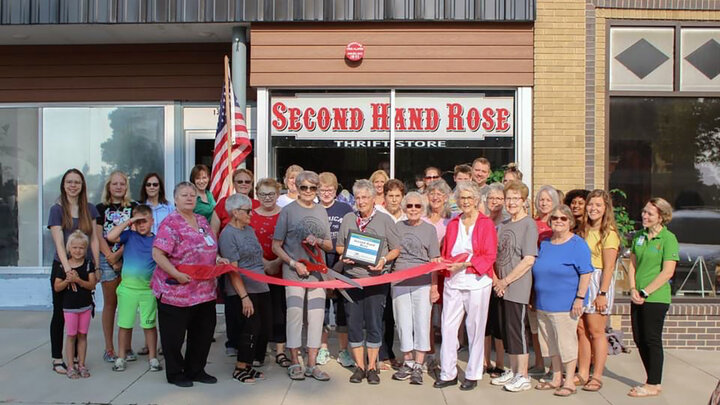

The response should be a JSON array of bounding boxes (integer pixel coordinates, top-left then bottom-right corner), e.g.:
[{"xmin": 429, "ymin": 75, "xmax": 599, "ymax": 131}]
[{"xmin": 271, "ymin": 171, "xmax": 333, "ymax": 381}]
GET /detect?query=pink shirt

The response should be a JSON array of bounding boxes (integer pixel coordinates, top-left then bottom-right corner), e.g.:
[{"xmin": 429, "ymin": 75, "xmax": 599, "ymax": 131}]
[
  {"xmin": 422, "ymin": 216, "xmax": 451, "ymax": 244},
  {"xmin": 151, "ymin": 211, "xmax": 218, "ymax": 307}
]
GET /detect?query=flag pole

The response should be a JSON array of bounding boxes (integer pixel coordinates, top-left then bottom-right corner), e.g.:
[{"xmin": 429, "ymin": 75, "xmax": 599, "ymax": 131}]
[{"xmin": 223, "ymin": 55, "xmax": 234, "ymax": 196}]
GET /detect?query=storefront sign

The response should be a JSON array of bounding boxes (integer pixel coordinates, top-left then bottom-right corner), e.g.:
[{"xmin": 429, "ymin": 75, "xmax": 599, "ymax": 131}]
[
  {"xmin": 271, "ymin": 93, "xmax": 514, "ymax": 140},
  {"xmin": 345, "ymin": 42, "xmax": 365, "ymax": 61}
]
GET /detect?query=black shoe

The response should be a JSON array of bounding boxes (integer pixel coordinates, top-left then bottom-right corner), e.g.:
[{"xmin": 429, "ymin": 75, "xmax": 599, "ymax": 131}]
[
  {"xmin": 349, "ymin": 367, "xmax": 365, "ymax": 383},
  {"xmin": 460, "ymin": 379, "xmax": 477, "ymax": 391},
  {"xmin": 366, "ymin": 369, "xmax": 380, "ymax": 385},
  {"xmin": 169, "ymin": 377, "xmax": 193, "ymax": 388},
  {"xmin": 433, "ymin": 377, "xmax": 458, "ymax": 389},
  {"xmin": 191, "ymin": 371, "xmax": 218, "ymax": 384}
]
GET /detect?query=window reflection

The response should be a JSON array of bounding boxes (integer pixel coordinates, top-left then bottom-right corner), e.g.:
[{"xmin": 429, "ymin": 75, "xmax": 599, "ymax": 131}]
[{"xmin": 41, "ymin": 107, "xmax": 165, "ymax": 265}]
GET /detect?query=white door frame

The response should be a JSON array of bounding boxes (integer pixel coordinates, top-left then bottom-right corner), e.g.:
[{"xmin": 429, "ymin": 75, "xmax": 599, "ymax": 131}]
[{"xmin": 184, "ymin": 129, "xmax": 216, "ymax": 176}]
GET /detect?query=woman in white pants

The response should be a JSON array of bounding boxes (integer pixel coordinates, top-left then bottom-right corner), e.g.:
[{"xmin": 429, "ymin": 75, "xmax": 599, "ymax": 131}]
[
  {"xmin": 391, "ymin": 192, "xmax": 441, "ymax": 385},
  {"xmin": 433, "ymin": 181, "xmax": 498, "ymax": 391}
]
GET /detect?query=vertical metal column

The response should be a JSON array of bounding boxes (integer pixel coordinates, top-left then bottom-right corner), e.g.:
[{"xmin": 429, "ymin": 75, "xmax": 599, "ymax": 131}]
[{"xmin": 232, "ymin": 26, "xmax": 248, "ymax": 117}]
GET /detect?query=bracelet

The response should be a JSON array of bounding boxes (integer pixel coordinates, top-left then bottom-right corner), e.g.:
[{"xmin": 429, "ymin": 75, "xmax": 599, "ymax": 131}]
[
  {"xmin": 575, "ymin": 295, "xmax": 585, "ymax": 300},
  {"xmin": 289, "ymin": 259, "xmax": 296, "ymax": 268},
  {"xmin": 379, "ymin": 257, "xmax": 387, "ymax": 264},
  {"xmin": 240, "ymin": 295, "xmax": 249, "ymax": 300}
]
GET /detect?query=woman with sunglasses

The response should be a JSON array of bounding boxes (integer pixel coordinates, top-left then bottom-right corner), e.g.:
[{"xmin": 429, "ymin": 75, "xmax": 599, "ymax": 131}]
[
  {"xmin": 422, "ymin": 167, "xmax": 442, "ymax": 191},
  {"xmin": 272, "ymin": 171, "xmax": 333, "ymax": 381},
  {"xmin": 531, "ymin": 205, "xmax": 593, "ymax": 397},
  {"xmin": 139, "ymin": 173, "xmax": 173, "ymax": 235},
  {"xmin": 211, "ymin": 168, "xmax": 260, "ymax": 236},
  {"xmin": 390, "ymin": 192, "xmax": 440, "ymax": 386}
]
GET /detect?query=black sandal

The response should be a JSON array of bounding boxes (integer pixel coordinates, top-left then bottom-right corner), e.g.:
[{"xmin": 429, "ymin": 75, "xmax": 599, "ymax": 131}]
[
  {"xmin": 52, "ymin": 360, "xmax": 67, "ymax": 375},
  {"xmin": 233, "ymin": 366, "xmax": 256, "ymax": 384},
  {"xmin": 248, "ymin": 366, "xmax": 265, "ymax": 381},
  {"xmin": 275, "ymin": 353, "xmax": 292, "ymax": 368}
]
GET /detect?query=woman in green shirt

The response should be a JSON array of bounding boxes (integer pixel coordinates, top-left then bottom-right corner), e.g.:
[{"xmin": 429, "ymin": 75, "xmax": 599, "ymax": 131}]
[
  {"xmin": 190, "ymin": 164, "xmax": 216, "ymax": 222},
  {"xmin": 627, "ymin": 197, "xmax": 679, "ymax": 398}
]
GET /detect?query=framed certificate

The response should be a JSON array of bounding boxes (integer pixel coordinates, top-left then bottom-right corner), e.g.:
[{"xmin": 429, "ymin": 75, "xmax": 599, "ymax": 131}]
[{"xmin": 344, "ymin": 231, "xmax": 385, "ymax": 267}]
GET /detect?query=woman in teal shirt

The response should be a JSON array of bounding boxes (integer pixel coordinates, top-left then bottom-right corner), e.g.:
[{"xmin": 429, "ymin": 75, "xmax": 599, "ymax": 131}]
[
  {"xmin": 627, "ymin": 197, "xmax": 679, "ymax": 398},
  {"xmin": 190, "ymin": 164, "xmax": 216, "ymax": 222}
]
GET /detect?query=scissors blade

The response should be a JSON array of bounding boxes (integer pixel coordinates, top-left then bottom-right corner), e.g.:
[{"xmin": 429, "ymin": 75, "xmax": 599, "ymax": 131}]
[
  {"xmin": 319, "ymin": 272, "xmax": 355, "ymax": 303},
  {"xmin": 326, "ymin": 269, "xmax": 363, "ymax": 289}
]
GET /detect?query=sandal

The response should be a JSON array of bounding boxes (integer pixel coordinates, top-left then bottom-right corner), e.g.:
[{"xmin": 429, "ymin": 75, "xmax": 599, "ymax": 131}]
[
  {"xmin": 628, "ymin": 385, "xmax": 660, "ymax": 397},
  {"xmin": 79, "ymin": 366, "xmax": 91, "ymax": 378},
  {"xmin": 66, "ymin": 367, "xmax": 80, "ymax": 379},
  {"xmin": 276, "ymin": 353, "xmax": 292, "ymax": 368},
  {"xmin": 487, "ymin": 367, "xmax": 505, "ymax": 378},
  {"xmin": 304, "ymin": 365, "xmax": 330, "ymax": 381},
  {"xmin": 232, "ymin": 366, "xmax": 256, "ymax": 384},
  {"xmin": 535, "ymin": 381, "xmax": 561, "ymax": 390},
  {"xmin": 248, "ymin": 367, "xmax": 266, "ymax": 381},
  {"xmin": 582, "ymin": 376, "xmax": 603, "ymax": 392},
  {"xmin": 52, "ymin": 360, "xmax": 67, "ymax": 375},
  {"xmin": 554, "ymin": 386, "xmax": 577, "ymax": 397},
  {"xmin": 288, "ymin": 363, "xmax": 305, "ymax": 380},
  {"xmin": 573, "ymin": 374, "xmax": 587, "ymax": 386}
]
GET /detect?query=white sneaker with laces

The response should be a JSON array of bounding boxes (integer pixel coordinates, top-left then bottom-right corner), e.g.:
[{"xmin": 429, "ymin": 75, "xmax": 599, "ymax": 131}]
[
  {"xmin": 112, "ymin": 357, "xmax": 126, "ymax": 372},
  {"xmin": 490, "ymin": 369, "xmax": 514, "ymax": 386},
  {"xmin": 504, "ymin": 374, "xmax": 532, "ymax": 392},
  {"xmin": 149, "ymin": 358, "xmax": 163, "ymax": 372}
]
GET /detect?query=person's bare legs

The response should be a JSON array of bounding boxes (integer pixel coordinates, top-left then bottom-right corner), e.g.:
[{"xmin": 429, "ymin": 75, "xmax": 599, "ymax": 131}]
[
  {"xmin": 143, "ymin": 327, "xmax": 158, "ymax": 358},
  {"xmin": 495, "ymin": 338, "xmax": 506, "ymax": 369},
  {"xmin": 307, "ymin": 347, "xmax": 318, "ymax": 367},
  {"xmin": 66, "ymin": 335, "xmax": 77, "ymax": 371},
  {"xmin": 532, "ymin": 333, "xmax": 544, "ymax": 369},
  {"xmin": 352, "ymin": 347, "xmax": 366, "ymax": 370},
  {"xmin": 583, "ymin": 314, "xmax": 609, "ymax": 387},
  {"xmin": 117, "ymin": 328, "xmax": 131, "ymax": 360},
  {"xmin": 367, "ymin": 347, "xmax": 379, "ymax": 370},
  {"xmin": 76, "ymin": 333, "xmax": 88, "ymax": 369},
  {"xmin": 101, "ymin": 278, "xmax": 120, "ymax": 355}
]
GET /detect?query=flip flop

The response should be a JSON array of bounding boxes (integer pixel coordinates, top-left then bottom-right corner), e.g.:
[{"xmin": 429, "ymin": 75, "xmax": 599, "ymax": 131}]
[
  {"xmin": 573, "ymin": 374, "xmax": 587, "ymax": 386},
  {"xmin": 554, "ymin": 386, "xmax": 577, "ymax": 397},
  {"xmin": 628, "ymin": 386, "xmax": 660, "ymax": 397},
  {"xmin": 583, "ymin": 376, "xmax": 603, "ymax": 392},
  {"xmin": 52, "ymin": 360, "xmax": 67, "ymax": 375},
  {"xmin": 535, "ymin": 381, "xmax": 561, "ymax": 390}
]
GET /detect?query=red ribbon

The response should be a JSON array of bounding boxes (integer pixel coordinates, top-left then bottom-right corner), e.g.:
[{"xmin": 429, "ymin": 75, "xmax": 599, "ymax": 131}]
[{"xmin": 177, "ymin": 254, "xmax": 468, "ymax": 289}]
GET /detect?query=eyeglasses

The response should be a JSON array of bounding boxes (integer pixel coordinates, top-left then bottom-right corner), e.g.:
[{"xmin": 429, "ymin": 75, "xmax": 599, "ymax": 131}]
[
  {"xmin": 236, "ymin": 208, "xmax": 252, "ymax": 215},
  {"xmin": 318, "ymin": 188, "xmax": 336, "ymax": 195},
  {"xmin": 299, "ymin": 185, "xmax": 318, "ymax": 192},
  {"xmin": 234, "ymin": 180, "xmax": 252, "ymax": 185},
  {"xmin": 145, "ymin": 182, "xmax": 159, "ymax": 187},
  {"xmin": 257, "ymin": 192, "xmax": 276, "ymax": 199},
  {"xmin": 506, "ymin": 197, "xmax": 523, "ymax": 202},
  {"xmin": 406, "ymin": 203, "xmax": 422, "ymax": 209},
  {"xmin": 488, "ymin": 196, "xmax": 504, "ymax": 202},
  {"xmin": 424, "ymin": 175, "xmax": 440, "ymax": 180},
  {"xmin": 550, "ymin": 215, "xmax": 569, "ymax": 222}
]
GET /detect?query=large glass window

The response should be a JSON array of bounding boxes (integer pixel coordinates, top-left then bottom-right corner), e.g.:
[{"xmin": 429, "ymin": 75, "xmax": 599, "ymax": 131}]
[
  {"xmin": 0, "ymin": 108, "xmax": 40, "ymax": 267},
  {"xmin": 41, "ymin": 107, "xmax": 165, "ymax": 265},
  {"xmin": 609, "ymin": 97, "xmax": 720, "ymax": 297}
]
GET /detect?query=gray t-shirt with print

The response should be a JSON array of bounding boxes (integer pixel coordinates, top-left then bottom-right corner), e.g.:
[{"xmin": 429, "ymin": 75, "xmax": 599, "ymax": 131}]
[
  {"xmin": 337, "ymin": 211, "xmax": 401, "ymax": 279},
  {"xmin": 273, "ymin": 201, "xmax": 331, "ymax": 282},
  {"xmin": 219, "ymin": 224, "xmax": 269, "ymax": 294},
  {"xmin": 496, "ymin": 215, "xmax": 538, "ymax": 304},
  {"xmin": 394, "ymin": 220, "xmax": 440, "ymax": 287}
]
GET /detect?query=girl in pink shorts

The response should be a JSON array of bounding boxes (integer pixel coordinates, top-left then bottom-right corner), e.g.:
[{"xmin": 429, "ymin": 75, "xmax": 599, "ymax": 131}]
[{"xmin": 52, "ymin": 230, "xmax": 97, "ymax": 379}]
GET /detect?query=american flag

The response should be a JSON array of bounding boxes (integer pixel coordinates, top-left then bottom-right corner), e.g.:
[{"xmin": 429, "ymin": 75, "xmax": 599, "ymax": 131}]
[{"xmin": 210, "ymin": 81, "xmax": 252, "ymax": 201}]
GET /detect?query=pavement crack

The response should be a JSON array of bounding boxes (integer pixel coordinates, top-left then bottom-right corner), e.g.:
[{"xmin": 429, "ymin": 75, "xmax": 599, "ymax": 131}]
[
  {"xmin": 109, "ymin": 369, "xmax": 151, "ymax": 404},
  {"xmin": 0, "ymin": 339, "xmax": 48, "ymax": 368},
  {"xmin": 666, "ymin": 351, "xmax": 720, "ymax": 380}
]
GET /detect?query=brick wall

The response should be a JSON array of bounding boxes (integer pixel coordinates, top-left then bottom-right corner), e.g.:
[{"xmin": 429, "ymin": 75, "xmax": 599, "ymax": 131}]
[{"xmin": 611, "ymin": 303, "xmax": 720, "ymax": 350}]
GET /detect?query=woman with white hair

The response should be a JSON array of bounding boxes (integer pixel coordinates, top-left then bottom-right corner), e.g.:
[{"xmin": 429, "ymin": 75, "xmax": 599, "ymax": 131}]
[
  {"xmin": 391, "ymin": 191, "xmax": 440, "ymax": 386},
  {"xmin": 337, "ymin": 179, "xmax": 401, "ymax": 385},
  {"xmin": 434, "ymin": 181, "xmax": 497, "ymax": 391},
  {"xmin": 272, "ymin": 171, "xmax": 333, "ymax": 381}
]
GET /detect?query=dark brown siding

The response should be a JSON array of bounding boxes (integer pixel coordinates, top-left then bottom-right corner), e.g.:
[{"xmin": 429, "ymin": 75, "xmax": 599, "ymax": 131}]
[
  {"xmin": 0, "ymin": 43, "xmax": 229, "ymax": 102},
  {"xmin": 251, "ymin": 22, "xmax": 534, "ymax": 87}
]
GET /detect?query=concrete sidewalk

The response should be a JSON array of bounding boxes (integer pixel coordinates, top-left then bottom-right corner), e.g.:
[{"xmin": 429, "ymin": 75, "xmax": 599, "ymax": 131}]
[{"xmin": 0, "ymin": 310, "xmax": 717, "ymax": 405}]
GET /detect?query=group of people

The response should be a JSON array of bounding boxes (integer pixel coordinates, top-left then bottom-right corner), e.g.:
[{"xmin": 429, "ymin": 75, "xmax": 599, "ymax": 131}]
[{"xmin": 47, "ymin": 157, "xmax": 678, "ymax": 399}]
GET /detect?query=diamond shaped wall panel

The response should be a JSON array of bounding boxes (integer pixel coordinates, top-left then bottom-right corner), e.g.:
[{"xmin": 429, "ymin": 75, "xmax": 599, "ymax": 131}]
[
  {"xmin": 610, "ymin": 27, "xmax": 674, "ymax": 91},
  {"xmin": 681, "ymin": 28, "xmax": 720, "ymax": 92}
]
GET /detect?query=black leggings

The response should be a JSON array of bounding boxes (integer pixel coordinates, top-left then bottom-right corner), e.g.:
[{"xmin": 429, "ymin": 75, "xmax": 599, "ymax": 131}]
[
  {"xmin": 227, "ymin": 292, "xmax": 272, "ymax": 364},
  {"xmin": 269, "ymin": 284, "xmax": 287, "ymax": 344},
  {"xmin": 631, "ymin": 302, "xmax": 669, "ymax": 385},
  {"xmin": 50, "ymin": 261, "xmax": 65, "ymax": 359}
]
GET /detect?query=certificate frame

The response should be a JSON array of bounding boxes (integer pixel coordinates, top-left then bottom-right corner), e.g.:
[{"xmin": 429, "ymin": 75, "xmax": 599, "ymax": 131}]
[{"xmin": 344, "ymin": 231, "xmax": 385, "ymax": 267}]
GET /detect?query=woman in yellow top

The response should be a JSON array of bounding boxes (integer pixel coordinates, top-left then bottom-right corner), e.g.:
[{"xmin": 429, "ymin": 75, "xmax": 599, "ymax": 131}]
[{"xmin": 576, "ymin": 190, "xmax": 620, "ymax": 392}]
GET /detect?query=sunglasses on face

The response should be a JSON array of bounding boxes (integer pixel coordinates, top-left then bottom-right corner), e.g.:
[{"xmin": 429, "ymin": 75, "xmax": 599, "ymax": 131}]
[
  {"xmin": 257, "ymin": 192, "xmax": 276, "ymax": 199},
  {"xmin": 550, "ymin": 215, "xmax": 569, "ymax": 222},
  {"xmin": 299, "ymin": 185, "xmax": 318, "ymax": 192},
  {"xmin": 234, "ymin": 180, "xmax": 252, "ymax": 185},
  {"xmin": 145, "ymin": 182, "xmax": 159, "ymax": 187},
  {"xmin": 406, "ymin": 204, "xmax": 423, "ymax": 209},
  {"xmin": 424, "ymin": 175, "xmax": 440, "ymax": 180}
]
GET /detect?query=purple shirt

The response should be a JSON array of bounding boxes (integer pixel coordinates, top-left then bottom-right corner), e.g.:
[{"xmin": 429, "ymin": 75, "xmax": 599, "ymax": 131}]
[{"xmin": 150, "ymin": 211, "xmax": 217, "ymax": 307}]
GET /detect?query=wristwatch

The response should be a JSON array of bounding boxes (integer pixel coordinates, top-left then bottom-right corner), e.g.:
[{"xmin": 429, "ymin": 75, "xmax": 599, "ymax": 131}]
[
  {"xmin": 598, "ymin": 291, "xmax": 607, "ymax": 296},
  {"xmin": 639, "ymin": 289, "xmax": 649, "ymax": 299}
]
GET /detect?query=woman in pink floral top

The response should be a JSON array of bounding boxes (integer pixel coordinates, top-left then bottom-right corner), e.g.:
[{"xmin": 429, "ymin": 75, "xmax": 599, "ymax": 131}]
[{"xmin": 151, "ymin": 181, "xmax": 227, "ymax": 388}]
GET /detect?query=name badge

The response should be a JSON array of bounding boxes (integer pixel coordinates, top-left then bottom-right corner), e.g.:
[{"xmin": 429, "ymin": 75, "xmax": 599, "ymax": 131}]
[
  {"xmin": 636, "ymin": 236, "xmax": 645, "ymax": 246},
  {"xmin": 200, "ymin": 228, "xmax": 215, "ymax": 246}
]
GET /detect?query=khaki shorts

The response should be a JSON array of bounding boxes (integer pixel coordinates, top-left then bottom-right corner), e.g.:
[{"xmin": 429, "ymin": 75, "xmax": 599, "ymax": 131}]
[
  {"xmin": 528, "ymin": 308, "xmax": 539, "ymax": 334},
  {"xmin": 537, "ymin": 310, "xmax": 579, "ymax": 363}
]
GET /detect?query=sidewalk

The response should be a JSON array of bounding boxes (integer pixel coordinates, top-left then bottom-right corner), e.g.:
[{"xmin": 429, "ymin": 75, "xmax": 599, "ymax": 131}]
[{"xmin": 0, "ymin": 310, "xmax": 717, "ymax": 405}]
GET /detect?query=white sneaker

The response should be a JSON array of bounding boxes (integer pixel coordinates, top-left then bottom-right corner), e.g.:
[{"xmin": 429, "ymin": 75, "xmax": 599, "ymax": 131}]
[
  {"xmin": 490, "ymin": 369, "xmax": 514, "ymax": 386},
  {"xmin": 112, "ymin": 357, "xmax": 126, "ymax": 372},
  {"xmin": 504, "ymin": 374, "xmax": 532, "ymax": 392},
  {"xmin": 149, "ymin": 358, "xmax": 163, "ymax": 372}
]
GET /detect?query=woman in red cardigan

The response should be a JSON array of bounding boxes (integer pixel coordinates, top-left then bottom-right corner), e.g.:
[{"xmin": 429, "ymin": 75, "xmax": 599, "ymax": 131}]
[{"xmin": 433, "ymin": 181, "xmax": 498, "ymax": 391}]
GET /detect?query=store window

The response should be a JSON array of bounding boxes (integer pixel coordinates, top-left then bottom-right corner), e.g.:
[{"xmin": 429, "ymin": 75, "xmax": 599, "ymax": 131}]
[
  {"xmin": 609, "ymin": 97, "xmax": 720, "ymax": 297},
  {"xmin": 269, "ymin": 90, "xmax": 515, "ymax": 192},
  {"xmin": 0, "ymin": 108, "xmax": 40, "ymax": 267},
  {"xmin": 41, "ymin": 106, "xmax": 166, "ymax": 265}
]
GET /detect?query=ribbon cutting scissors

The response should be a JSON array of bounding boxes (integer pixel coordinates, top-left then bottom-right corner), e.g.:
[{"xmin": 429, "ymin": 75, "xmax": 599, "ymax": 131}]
[{"xmin": 299, "ymin": 242, "xmax": 362, "ymax": 303}]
